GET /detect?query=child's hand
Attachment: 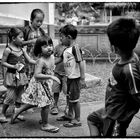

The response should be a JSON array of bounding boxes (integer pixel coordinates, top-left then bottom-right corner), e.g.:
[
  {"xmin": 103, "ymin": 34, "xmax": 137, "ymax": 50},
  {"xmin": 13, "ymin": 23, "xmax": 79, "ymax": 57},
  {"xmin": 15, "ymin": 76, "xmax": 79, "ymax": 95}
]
[
  {"xmin": 51, "ymin": 76, "xmax": 61, "ymax": 84},
  {"xmin": 14, "ymin": 63, "xmax": 19, "ymax": 70},
  {"xmin": 29, "ymin": 38, "xmax": 37, "ymax": 44},
  {"xmin": 80, "ymin": 78, "xmax": 87, "ymax": 89},
  {"xmin": 22, "ymin": 46, "xmax": 27, "ymax": 52}
]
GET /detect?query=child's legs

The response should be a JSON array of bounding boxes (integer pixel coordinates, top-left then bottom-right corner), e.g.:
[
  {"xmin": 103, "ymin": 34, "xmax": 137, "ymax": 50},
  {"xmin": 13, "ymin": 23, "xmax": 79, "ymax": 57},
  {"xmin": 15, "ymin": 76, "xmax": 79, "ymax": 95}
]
[
  {"xmin": 73, "ymin": 101, "xmax": 80, "ymax": 121},
  {"xmin": 12, "ymin": 104, "xmax": 34, "ymax": 120},
  {"xmin": 3, "ymin": 87, "xmax": 17, "ymax": 115},
  {"xmin": 62, "ymin": 75, "xmax": 67, "ymax": 95},
  {"xmin": 68, "ymin": 78, "xmax": 81, "ymax": 121},
  {"xmin": 41, "ymin": 105, "xmax": 50, "ymax": 125},
  {"xmin": 15, "ymin": 86, "xmax": 25, "ymax": 108},
  {"xmin": 52, "ymin": 73, "xmax": 62, "ymax": 107},
  {"xmin": 87, "ymin": 108, "xmax": 105, "ymax": 136}
]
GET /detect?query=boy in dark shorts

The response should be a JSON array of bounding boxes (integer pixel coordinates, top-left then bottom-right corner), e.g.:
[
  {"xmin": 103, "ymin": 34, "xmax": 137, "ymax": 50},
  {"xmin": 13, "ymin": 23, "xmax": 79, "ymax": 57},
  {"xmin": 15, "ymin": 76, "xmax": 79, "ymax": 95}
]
[
  {"xmin": 51, "ymin": 43, "xmax": 67, "ymax": 115},
  {"xmin": 87, "ymin": 18, "xmax": 140, "ymax": 137},
  {"xmin": 56, "ymin": 24, "xmax": 86, "ymax": 127}
]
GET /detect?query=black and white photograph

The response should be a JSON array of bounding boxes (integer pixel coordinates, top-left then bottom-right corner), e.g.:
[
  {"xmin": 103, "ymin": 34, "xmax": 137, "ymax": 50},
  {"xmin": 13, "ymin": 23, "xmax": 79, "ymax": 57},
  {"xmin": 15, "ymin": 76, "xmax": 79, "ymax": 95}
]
[{"xmin": 0, "ymin": 1, "xmax": 139, "ymax": 138}]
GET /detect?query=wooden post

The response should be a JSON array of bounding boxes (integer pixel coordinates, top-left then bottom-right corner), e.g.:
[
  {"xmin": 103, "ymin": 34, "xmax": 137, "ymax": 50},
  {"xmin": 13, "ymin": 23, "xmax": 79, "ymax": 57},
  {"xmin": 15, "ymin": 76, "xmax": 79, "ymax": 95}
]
[
  {"xmin": 109, "ymin": 9, "xmax": 112, "ymax": 23},
  {"xmin": 48, "ymin": 3, "xmax": 55, "ymax": 39}
]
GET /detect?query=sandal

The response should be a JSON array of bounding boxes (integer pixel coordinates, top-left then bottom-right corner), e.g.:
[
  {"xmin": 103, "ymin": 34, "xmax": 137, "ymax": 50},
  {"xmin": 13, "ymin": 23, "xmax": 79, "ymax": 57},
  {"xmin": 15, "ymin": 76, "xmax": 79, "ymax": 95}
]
[
  {"xmin": 0, "ymin": 116, "xmax": 9, "ymax": 123},
  {"xmin": 63, "ymin": 120, "xmax": 82, "ymax": 127},
  {"xmin": 56, "ymin": 115, "xmax": 72, "ymax": 121},
  {"xmin": 51, "ymin": 107, "xmax": 59, "ymax": 115},
  {"xmin": 41, "ymin": 125, "xmax": 59, "ymax": 133}
]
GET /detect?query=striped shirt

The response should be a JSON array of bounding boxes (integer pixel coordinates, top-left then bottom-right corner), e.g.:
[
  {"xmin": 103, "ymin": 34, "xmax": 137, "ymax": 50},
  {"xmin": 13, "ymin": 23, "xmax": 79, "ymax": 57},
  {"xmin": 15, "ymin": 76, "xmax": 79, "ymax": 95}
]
[{"xmin": 105, "ymin": 53, "xmax": 140, "ymax": 121}]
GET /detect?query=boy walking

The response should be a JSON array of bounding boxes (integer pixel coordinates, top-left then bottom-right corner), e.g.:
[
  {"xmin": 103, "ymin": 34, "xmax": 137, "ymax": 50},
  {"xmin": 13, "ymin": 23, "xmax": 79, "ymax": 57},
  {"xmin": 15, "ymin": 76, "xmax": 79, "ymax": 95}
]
[
  {"xmin": 87, "ymin": 18, "xmax": 140, "ymax": 137},
  {"xmin": 56, "ymin": 24, "xmax": 86, "ymax": 127}
]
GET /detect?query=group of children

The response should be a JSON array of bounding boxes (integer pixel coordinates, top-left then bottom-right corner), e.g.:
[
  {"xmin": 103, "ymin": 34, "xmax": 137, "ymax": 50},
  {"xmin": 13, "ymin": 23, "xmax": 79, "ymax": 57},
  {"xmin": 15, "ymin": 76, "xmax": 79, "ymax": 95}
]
[
  {"xmin": 0, "ymin": 8, "xmax": 86, "ymax": 133},
  {"xmin": 0, "ymin": 7, "xmax": 140, "ymax": 137}
]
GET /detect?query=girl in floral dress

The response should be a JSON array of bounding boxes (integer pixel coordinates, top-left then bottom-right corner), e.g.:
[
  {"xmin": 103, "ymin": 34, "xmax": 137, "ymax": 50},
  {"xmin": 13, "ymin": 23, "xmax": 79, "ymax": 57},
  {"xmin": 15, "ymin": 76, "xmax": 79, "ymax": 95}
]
[{"xmin": 11, "ymin": 36, "xmax": 60, "ymax": 133}]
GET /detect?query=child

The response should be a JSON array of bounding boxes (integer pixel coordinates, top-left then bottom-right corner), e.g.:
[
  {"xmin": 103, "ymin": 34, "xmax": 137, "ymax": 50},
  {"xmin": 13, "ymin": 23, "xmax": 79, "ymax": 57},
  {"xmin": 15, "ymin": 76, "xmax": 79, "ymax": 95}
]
[
  {"xmin": 0, "ymin": 27, "xmax": 36, "ymax": 122},
  {"xmin": 10, "ymin": 36, "xmax": 60, "ymax": 133},
  {"xmin": 51, "ymin": 43, "xmax": 67, "ymax": 115},
  {"xmin": 22, "ymin": 8, "xmax": 46, "ymax": 80},
  {"xmin": 87, "ymin": 18, "xmax": 140, "ymax": 137},
  {"xmin": 56, "ymin": 24, "xmax": 86, "ymax": 127}
]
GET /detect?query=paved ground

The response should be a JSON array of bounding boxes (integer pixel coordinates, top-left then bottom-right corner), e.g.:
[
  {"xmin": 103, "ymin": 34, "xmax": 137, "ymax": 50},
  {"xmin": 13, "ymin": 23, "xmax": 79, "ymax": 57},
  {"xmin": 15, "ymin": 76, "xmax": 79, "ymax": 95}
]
[{"xmin": 0, "ymin": 101, "xmax": 140, "ymax": 138}]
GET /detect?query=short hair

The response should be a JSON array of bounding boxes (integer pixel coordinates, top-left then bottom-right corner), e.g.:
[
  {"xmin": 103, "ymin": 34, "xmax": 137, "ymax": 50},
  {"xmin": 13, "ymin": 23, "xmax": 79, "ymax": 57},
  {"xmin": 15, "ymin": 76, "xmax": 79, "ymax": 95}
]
[
  {"xmin": 34, "ymin": 36, "xmax": 53, "ymax": 57},
  {"xmin": 8, "ymin": 27, "xmax": 22, "ymax": 42},
  {"xmin": 59, "ymin": 24, "xmax": 78, "ymax": 39},
  {"xmin": 107, "ymin": 18, "xmax": 140, "ymax": 53},
  {"xmin": 30, "ymin": 8, "xmax": 44, "ymax": 21}
]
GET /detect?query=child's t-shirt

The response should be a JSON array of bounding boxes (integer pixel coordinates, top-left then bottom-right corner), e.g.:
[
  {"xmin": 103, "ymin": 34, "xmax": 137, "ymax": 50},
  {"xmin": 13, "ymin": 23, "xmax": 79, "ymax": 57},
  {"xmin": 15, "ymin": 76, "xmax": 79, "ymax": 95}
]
[
  {"xmin": 54, "ymin": 44, "xmax": 66, "ymax": 76},
  {"xmin": 63, "ymin": 44, "xmax": 83, "ymax": 79},
  {"xmin": 105, "ymin": 53, "xmax": 140, "ymax": 122}
]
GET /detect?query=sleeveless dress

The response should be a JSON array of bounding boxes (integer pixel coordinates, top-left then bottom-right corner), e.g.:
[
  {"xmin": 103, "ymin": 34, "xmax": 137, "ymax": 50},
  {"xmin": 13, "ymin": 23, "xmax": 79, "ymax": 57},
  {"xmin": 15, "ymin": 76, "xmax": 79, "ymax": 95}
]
[
  {"xmin": 3, "ymin": 47, "xmax": 28, "ymax": 87},
  {"xmin": 22, "ymin": 65, "xmax": 54, "ymax": 107}
]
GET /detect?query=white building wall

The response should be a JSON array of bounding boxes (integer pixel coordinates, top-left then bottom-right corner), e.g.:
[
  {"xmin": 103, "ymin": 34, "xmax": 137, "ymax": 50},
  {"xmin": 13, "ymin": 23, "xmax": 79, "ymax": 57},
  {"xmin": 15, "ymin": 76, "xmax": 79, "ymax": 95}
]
[{"xmin": 0, "ymin": 3, "xmax": 50, "ymax": 24}]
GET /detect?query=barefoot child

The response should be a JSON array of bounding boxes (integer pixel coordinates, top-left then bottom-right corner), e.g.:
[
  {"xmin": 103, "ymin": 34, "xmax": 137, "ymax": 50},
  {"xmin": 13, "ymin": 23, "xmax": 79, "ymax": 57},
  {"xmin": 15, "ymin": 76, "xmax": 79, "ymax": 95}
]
[
  {"xmin": 11, "ymin": 36, "xmax": 60, "ymax": 133},
  {"xmin": 0, "ymin": 27, "xmax": 36, "ymax": 122}
]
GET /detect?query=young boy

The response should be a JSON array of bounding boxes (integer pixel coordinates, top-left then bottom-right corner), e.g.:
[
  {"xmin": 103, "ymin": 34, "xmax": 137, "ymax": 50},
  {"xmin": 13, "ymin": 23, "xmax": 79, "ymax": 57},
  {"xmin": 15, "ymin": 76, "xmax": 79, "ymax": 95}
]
[
  {"xmin": 87, "ymin": 18, "xmax": 140, "ymax": 137},
  {"xmin": 56, "ymin": 24, "xmax": 86, "ymax": 127},
  {"xmin": 51, "ymin": 43, "xmax": 67, "ymax": 115}
]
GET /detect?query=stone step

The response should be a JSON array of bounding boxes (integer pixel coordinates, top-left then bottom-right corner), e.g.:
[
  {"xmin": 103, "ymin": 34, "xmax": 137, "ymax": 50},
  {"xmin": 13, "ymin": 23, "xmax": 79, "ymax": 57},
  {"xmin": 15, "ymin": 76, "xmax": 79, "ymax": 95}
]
[{"xmin": 85, "ymin": 73, "xmax": 101, "ymax": 88}]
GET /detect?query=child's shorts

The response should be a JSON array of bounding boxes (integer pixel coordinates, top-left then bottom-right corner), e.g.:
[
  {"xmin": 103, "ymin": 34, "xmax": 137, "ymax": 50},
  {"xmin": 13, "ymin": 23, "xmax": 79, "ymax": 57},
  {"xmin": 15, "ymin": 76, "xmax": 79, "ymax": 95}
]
[
  {"xmin": 67, "ymin": 77, "xmax": 80, "ymax": 103},
  {"xmin": 4, "ymin": 85, "xmax": 25, "ymax": 105},
  {"xmin": 87, "ymin": 108, "xmax": 132, "ymax": 137},
  {"xmin": 52, "ymin": 73, "xmax": 67, "ymax": 94}
]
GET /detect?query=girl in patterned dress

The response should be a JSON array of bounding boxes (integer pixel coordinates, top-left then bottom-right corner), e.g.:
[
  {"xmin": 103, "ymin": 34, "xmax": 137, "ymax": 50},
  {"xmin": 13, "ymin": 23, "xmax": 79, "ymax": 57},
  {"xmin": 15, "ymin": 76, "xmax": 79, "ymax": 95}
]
[
  {"xmin": 0, "ymin": 27, "xmax": 36, "ymax": 123},
  {"xmin": 11, "ymin": 36, "xmax": 60, "ymax": 133}
]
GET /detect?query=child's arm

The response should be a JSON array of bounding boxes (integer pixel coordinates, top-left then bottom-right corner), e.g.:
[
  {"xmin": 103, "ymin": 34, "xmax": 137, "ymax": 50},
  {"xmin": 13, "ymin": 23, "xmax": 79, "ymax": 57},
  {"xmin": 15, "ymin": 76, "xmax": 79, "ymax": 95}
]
[
  {"xmin": 22, "ymin": 39, "xmax": 37, "ymax": 46},
  {"xmin": 2, "ymin": 48, "xmax": 18, "ymax": 69},
  {"xmin": 79, "ymin": 60, "xmax": 86, "ymax": 88},
  {"xmin": 55, "ymin": 56, "xmax": 63, "ymax": 65},
  {"xmin": 73, "ymin": 45, "xmax": 86, "ymax": 88},
  {"xmin": 79, "ymin": 60, "xmax": 85, "ymax": 80},
  {"xmin": 22, "ymin": 46, "xmax": 36, "ymax": 64},
  {"xmin": 34, "ymin": 59, "xmax": 60, "ymax": 83}
]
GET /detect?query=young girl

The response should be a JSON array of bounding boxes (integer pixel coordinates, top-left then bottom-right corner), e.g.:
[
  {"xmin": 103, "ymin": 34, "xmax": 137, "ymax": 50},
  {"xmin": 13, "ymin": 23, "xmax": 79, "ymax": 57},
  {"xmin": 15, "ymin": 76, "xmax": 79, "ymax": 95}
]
[
  {"xmin": 0, "ymin": 27, "xmax": 36, "ymax": 122},
  {"xmin": 11, "ymin": 36, "xmax": 60, "ymax": 133},
  {"xmin": 22, "ymin": 8, "xmax": 46, "ymax": 80}
]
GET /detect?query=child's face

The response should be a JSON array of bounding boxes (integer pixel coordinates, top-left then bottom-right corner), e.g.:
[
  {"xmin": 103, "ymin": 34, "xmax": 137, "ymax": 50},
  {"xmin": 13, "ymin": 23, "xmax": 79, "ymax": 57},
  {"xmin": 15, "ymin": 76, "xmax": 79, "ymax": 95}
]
[
  {"xmin": 14, "ymin": 32, "xmax": 24, "ymax": 47},
  {"xmin": 42, "ymin": 44, "xmax": 53, "ymax": 56},
  {"xmin": 59, "ymin": 33, "xmax": 71, "ymax": 47},
  {"xmin": 32, "ymin": 13, "xmax": 44, "ymax": 30}
]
